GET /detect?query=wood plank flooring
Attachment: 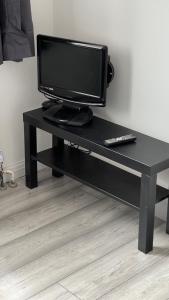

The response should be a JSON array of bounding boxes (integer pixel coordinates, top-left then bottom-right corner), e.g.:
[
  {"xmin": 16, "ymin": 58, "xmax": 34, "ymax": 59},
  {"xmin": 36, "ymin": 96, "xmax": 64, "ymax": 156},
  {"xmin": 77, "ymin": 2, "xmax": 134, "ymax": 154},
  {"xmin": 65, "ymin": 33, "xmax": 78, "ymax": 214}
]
[{"xmin": 0, "ymin": 168, "xmax": 168, "ymax": 300}]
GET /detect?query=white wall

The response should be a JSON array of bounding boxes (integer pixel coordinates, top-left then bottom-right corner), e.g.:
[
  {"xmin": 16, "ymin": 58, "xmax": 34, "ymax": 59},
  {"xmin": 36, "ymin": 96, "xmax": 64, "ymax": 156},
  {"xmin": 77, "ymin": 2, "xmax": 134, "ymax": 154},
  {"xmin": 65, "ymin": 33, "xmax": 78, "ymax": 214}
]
[
  {"xmin": 54, "ymin": 0, "xmax": 169, "ymax": 220},
  {"xmin": 0, "ymin": 0, "xmax": 54, "ymax": 176}
]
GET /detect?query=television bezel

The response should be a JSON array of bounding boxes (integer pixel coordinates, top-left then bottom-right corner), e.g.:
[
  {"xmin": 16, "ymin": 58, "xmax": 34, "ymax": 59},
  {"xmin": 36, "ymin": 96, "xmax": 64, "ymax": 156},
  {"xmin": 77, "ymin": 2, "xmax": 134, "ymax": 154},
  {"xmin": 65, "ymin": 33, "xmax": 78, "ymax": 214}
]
[{"xmin": 37, "ymin": 35, "xmax": 109, "ymax": 107}]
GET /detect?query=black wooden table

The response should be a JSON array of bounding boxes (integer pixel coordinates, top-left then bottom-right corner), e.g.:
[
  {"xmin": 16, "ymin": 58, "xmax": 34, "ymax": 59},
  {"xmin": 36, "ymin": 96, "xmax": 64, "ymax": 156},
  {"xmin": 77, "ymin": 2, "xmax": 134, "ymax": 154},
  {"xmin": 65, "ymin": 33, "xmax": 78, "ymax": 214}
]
[{"xmin": 23, "ymin": 108, "xmax": 169, "ymax": 253}]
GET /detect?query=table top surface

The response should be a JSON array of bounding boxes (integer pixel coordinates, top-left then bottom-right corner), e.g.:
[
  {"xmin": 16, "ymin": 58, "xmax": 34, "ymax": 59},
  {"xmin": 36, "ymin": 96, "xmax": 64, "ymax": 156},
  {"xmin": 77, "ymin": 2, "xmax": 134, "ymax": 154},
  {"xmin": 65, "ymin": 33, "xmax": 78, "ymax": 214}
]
[{"xmin": 24, "ymin": 108, "xmax": 169, "ymax": 175}]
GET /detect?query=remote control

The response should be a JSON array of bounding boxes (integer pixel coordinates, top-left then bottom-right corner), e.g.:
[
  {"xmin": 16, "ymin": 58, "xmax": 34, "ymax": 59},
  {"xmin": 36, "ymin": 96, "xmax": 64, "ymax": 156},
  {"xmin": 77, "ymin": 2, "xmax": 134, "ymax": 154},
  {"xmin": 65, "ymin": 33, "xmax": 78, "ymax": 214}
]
[{"xmin": 103, "ymin": 134, "xmax": 136, "ymax": 147}]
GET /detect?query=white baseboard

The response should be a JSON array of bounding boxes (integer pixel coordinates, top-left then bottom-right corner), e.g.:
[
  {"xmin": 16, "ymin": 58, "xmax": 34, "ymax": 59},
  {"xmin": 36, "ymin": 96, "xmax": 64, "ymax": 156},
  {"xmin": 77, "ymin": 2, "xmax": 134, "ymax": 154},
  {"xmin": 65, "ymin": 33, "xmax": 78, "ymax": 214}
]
[
  {"xmin": 6, "ymin": 161, "xmax": 45, "ymax": 179},
  {"xmin": 6, "ymin": 160, "xmax": 25, "ymax": 179}
]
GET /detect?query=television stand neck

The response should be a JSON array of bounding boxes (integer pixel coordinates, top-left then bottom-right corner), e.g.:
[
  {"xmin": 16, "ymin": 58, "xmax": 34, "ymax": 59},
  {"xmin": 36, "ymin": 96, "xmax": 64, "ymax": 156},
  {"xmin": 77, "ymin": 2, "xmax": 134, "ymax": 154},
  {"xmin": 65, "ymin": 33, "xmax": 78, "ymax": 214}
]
[
  {"xmin": 62, "ymin": 102, "xmax": 87, "ymax": 111},
  {"xmin": 43, "ymin": 103, "xmax": 93, "ymax": 127},
  {"xmin": 42, "ymin": 97, "xmax": 88, "ymax": 111}
]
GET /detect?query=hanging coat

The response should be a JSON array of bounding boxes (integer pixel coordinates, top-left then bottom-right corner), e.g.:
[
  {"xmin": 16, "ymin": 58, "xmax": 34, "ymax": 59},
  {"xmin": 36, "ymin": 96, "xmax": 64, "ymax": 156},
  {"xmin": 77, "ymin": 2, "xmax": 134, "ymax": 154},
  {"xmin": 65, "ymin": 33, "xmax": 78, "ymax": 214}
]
[{"xmin": 0, "ymin": 0, "xmax": 35, "ymax": 64}]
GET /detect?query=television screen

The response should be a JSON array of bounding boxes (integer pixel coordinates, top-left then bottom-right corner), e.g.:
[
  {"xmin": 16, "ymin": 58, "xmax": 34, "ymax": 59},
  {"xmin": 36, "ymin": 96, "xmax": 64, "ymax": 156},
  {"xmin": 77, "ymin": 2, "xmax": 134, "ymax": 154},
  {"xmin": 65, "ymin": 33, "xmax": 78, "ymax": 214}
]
[{"xmin": 37, "ymin": 35, "xmax": 108, "ymax": 106}]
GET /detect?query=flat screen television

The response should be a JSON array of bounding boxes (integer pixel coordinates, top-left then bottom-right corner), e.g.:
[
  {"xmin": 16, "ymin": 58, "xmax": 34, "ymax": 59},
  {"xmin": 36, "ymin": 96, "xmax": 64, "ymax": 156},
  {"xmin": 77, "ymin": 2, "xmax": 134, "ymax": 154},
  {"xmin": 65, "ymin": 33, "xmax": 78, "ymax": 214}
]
[{"xmin": 37, "ymin": 35, "xmax": 114, "ymax": 126}]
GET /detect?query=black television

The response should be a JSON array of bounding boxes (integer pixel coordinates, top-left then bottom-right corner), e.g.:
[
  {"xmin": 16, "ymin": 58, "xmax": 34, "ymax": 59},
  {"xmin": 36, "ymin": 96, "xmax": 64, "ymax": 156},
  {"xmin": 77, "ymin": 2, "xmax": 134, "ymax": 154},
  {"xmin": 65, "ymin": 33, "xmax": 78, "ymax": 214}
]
[{"xmin": 37, "ymin": 35, "xmax": 114, "ymax": 126}]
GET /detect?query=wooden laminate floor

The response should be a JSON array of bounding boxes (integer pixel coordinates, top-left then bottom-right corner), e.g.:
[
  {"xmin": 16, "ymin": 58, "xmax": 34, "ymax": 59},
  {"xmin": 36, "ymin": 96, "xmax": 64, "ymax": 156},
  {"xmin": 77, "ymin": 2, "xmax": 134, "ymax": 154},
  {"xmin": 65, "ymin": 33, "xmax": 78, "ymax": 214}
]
[{"xmin": 0, "ymin": 168, "xmax": 169, "ymax": 300}]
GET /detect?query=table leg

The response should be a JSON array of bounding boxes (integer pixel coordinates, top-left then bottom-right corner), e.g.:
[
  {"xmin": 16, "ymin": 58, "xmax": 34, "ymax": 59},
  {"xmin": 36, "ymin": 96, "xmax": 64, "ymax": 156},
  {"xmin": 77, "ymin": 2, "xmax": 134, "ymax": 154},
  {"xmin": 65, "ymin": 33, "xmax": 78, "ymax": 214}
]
[
  {"xmin": 166, "ymin": 198, "xmax": 169, "ymax": 234},
  {"xmin": 138, "ymin": 174, "xmax": 157, "ymax": 254},
  {"xmin": 24, "ymin": 123, "xmax": 38, "ymax": 189},
  {"xmin": 52, "ymin": 135, "xmax": 64, "ymax": 178}
]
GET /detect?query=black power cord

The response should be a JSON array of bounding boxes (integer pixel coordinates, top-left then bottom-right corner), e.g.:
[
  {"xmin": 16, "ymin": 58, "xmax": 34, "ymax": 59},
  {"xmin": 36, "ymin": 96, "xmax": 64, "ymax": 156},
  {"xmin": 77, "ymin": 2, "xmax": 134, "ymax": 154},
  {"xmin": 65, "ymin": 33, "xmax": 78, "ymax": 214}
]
[{"xmin": 68, "ymin": 142, "xmax": 92, "ymax": 155}]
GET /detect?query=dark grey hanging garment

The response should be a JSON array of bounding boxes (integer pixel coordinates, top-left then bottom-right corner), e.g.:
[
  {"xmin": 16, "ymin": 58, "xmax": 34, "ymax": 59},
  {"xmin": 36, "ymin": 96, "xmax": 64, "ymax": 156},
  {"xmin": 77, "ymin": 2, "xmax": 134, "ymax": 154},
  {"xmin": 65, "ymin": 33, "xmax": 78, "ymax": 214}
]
[
  {"xmin": 0, "ymin": 0, "xmax": 35, "ymax": 64},
  {"xmin": 0, "ymin": 30, "xmax": 3, "ymax": 64},
  {"xmin": 0, "ymin": 0, "xmax": 4, "ymax": 64}
]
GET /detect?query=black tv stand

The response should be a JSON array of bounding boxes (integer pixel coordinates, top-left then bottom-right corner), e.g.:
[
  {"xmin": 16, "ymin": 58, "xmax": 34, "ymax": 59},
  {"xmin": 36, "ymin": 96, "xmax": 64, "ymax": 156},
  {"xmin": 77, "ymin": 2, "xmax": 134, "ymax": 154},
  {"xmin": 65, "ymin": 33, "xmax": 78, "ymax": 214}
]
[
  {"xmin": 23, "ymin": 108, "xmax": 169, "ymax": 254},
  {"xmin": 43, "ymin": 103, "xmax": 93, "ymax": 127}
]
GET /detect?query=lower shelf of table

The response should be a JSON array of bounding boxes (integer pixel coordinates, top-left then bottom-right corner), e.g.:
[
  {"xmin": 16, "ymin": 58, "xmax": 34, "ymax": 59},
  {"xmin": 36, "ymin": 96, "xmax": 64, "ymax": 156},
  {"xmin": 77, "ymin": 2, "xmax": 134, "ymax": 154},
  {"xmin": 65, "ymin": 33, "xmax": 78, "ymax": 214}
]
[{"xmin": 33, "ymin": 145, "xmax": 169, "ymax": 210}]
